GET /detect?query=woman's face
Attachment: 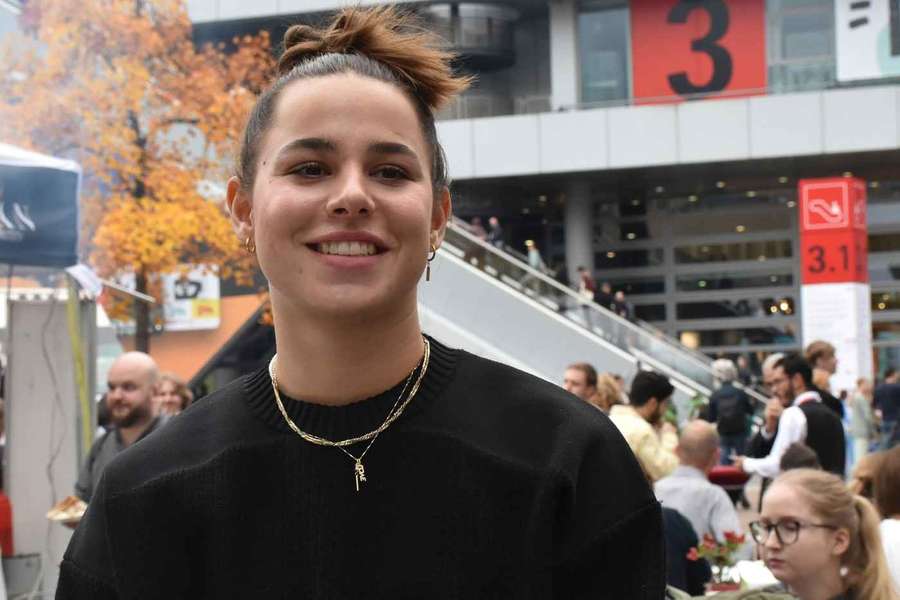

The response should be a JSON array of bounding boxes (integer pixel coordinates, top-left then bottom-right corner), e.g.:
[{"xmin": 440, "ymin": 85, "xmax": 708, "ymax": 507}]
[
  {"xmin": 758, "ymin": 482, "xmax": 849, "ymax": 589},
  {"xmin": 156, "ymin": 380, "xmax": 182, "ymax": 415},
  {"xmin": 229, "ymin": 74, "xmax": 449, "ymax": 321}
]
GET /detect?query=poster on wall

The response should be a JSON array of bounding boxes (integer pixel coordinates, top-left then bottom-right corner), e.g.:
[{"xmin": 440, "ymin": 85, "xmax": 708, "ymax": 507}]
[
  {"xmin": 630, "ymin": 0, "xmax": 767, "ymax": 103},
  {"xmin": 161, "ymin": 266, "xmax": 221, "ymax": 331},
  {"xmin": 836, "ymin": 0, "xmax": 900, "ymax": 82}
]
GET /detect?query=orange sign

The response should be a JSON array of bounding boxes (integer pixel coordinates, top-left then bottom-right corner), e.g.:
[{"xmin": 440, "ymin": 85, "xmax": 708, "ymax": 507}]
[{"xmin": 630, "ymin": 0, "xmax": 767, "ymax": 102}]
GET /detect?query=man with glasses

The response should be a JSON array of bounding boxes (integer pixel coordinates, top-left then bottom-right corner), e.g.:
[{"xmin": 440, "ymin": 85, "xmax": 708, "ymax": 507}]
[{"xmin": 734, "ymin": 354, "xmax": 845, "ymax": 478}]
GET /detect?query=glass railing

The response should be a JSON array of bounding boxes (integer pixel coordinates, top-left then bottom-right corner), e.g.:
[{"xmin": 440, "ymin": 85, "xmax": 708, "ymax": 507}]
[{"xmin": 444, "ymin": 219, "xmax": 769, "ymax": 406}]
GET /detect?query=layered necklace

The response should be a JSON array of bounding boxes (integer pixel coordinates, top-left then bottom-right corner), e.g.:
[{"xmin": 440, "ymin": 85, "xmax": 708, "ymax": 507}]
[{"xmin": 268, "ymin": 337, "xmax": 430, "ymax": 492}]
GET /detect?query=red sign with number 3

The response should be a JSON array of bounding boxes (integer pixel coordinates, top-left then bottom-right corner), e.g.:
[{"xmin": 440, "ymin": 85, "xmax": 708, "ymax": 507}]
[
  {"xmin": 630, "ymin": 0, "xmax": 767, "ymax": 102},
  {"xmin": 798, "ymin": 178, "xmax": 868, "ymax": 285}
]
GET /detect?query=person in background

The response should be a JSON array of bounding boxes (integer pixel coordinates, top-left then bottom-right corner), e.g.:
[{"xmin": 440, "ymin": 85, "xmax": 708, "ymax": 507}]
[
  {"xmin": 706, "ymin": 358, "xmax": 754, "ymax": 465},
  {"xmin": 875, "ymin": 367, "xmax": 900, "ymax": 449},
  {"xmin": 562, "ymin": 362, "xmax": 597, "ymax": 404},
  {"xmin": 610, "ymin": 371, "xmax": 678, "ymax": 481},
  {"xmin": 750, "ymin": 468, "xmax": 897, "ymax": 600},
  {"xmin": 734, "ymin": 354, "xmax": 845, "ymax": 478},
  {"xmin": 849, "ymin": 377, "xmax": 877, "ymax": 468},
  {"xmin": 521, "ymin": 239, "xmax": 547, "ymax": 294},
  {"xmin": 576, "ymin": 265, "xmax": 596, "ymax": 327},
  {"xmin": 591, "ymin": 373, "xmax": 623, "ymax": 414},
  {"xmin": 596, "ymin": 281, "xmax": 614, "ymax": 313},
  {"xmin": 655, "ymin": 420, "xmax": 744, "ymax": 549},
  {"xmin": 611, "ymin": 373, "xmax": 630, "ymax": 404},
  {"xmin": 468, "ymin": 216, "xmax": 486, "ymax": 241},
  {"xmin": 804, "ymin": 340, "xmax": 844, "ymax": 419},
  {"xmin": 662, "ymin": 507, "xmax": 711, "ymax": 597},
  {"xmin": 848, "ymin": 450, "xmax": 883, "ymax": 502},
  {"xmin": 736, "ymin": 355, "xmax": 755, "ymax": 387},
  {"xmin": 873, "ymin": 446, "xmax": 900, "ymax": 592},
  {"xmin": 613, "ymin": 289, "xmax": 633, "ymax": 321},
  {"xmin": 779, "ymin": 442, "xmax": 821, "ymax": 471},
  {"xmin": 75, "ymin": 352, "xmax": 164, "ymax": 503},
  {"xmin": 153, "ymin": 372, "xmax": 194, "ymax": 417},
  {"xmin": 486, "ymin": 215, "xmax": 503, "ymax": 249}
]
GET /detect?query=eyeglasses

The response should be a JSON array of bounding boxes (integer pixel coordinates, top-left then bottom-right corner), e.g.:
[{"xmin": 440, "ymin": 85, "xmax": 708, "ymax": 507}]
[{"xmin": 749, "ymin": 519, "xmax": 837, "ymax": 546}]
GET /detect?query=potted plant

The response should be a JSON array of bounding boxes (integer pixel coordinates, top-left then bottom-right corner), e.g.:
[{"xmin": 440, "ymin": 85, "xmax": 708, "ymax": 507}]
[{"xmin": 687, "ymin": 531, "xmax": 746, "ymax": 592}]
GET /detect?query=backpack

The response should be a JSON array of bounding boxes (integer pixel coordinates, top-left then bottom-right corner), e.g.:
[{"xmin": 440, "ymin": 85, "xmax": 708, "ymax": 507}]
[{"xmin": 716, "ymin": 389, "xmax": 748, "ymax": 435}]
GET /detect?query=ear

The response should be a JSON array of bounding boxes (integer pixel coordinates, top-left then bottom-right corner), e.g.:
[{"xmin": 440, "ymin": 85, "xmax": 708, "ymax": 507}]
[
  {"xmin": 430, "ymin": 186, "xmax": 452, "ymax": 248},
  {"xmin": 226, "ymin": 176, "xmax": 253, "ymax": 241},
  {"xmin": 831, "ymin": 527, "xmax": 850, "ymax": 557}
]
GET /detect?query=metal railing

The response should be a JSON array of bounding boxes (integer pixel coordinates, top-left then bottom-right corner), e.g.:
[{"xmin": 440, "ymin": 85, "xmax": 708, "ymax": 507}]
[{"xmin": 443, "ymin": 219, "xmax": 769, "ymax": 406}]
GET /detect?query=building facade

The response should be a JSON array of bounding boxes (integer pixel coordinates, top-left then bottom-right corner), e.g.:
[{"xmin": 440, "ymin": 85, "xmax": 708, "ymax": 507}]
[{"xmin": 187, "ymin": 0, "xmax": 900, "ymax": 370}]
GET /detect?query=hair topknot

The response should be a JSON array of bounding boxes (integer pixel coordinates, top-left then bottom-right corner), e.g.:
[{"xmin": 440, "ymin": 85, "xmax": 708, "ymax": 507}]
[{"xmin": 277, "ymin": 6, "xmax": 472, "ymax": 111}]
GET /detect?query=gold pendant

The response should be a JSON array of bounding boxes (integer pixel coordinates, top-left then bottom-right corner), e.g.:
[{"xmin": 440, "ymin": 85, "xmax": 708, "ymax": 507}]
[{"xmin": 354, "ymin": 460, "xmax": 367, "ymax": 492}]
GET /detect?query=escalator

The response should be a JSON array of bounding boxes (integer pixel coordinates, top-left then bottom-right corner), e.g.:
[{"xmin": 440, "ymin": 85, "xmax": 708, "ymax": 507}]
[{"xmin": 419, "ymin": 220, "xmax": 768, "ymax": 418}]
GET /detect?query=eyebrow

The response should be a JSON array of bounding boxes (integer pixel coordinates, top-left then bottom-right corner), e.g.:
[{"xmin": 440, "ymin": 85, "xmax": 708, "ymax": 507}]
[{"xmin": 275, "ymin": 138, "xmax": 419, "ymax": 161}]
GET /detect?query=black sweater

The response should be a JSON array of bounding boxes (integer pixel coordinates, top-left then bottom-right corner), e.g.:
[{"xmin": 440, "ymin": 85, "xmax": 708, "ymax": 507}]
[{"xmin": 57, "ymin": 338, "xmax": 664, "ymax": 599}]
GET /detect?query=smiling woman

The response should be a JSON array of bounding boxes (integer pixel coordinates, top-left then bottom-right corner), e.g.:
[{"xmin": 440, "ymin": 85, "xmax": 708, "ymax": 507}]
[{"xmin": 57, "ymin": 6, "xmax": 664, "ymax": 599}]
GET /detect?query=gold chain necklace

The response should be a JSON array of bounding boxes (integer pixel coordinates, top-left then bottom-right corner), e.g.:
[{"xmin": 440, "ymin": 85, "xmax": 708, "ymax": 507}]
[{"xmin": 269, "ymin": 337, "xmax": 431, "ymax": 492}]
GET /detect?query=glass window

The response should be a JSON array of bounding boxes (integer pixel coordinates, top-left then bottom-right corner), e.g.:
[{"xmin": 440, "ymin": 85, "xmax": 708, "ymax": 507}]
[
  {"xmin": 870, "ymin": 234, "xmax": 900, "ymax": 253},
  {"xmin": 675, "ymin": 240, "xmax": 793, "ymax": 264},
  {"xmin": 873, "ymin": 291, "xmax": 900, "ymax": 312},
  {"xmin": 669, "ymin": 210, "xmax": 791, "ymax": 237},
  {"xmin": 678, "ymin": 326, "xmax": 798, "ymax": 348},
  {"xmin": 634, "ymin": 304, "xmax": 666, "ymax": 322},
  {"xmin": 595, "ymin": 248, "xmax": 664, "ymax": 269},
  {"xmin": 676, "ymin": 272, "xmax": 793, "ymax": 291},
  {"xmin": 578, "ymin": 4, "xmax": 629, "ymax": 105},
  {"xmin": 676, "ymin": 297, "xmax": 795, "ymax": 320},
  {"xmin": 768, "ymin": 0, "xmax": 835, "ymax": 92},
  {"xmin": 606, "ymin": 277, "xmax": 665, "ymax": 295}
]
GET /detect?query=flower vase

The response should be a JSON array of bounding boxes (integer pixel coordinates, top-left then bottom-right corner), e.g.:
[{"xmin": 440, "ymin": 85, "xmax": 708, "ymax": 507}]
[{"xmin": 707, "ymin": 564, "xmax": 741, "ymax": 592}]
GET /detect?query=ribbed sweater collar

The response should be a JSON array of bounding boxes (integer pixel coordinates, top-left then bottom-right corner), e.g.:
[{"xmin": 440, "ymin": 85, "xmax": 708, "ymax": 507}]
[{"xmin": 243, "ymin": 335, "xmax": 458, "ymax": 440}]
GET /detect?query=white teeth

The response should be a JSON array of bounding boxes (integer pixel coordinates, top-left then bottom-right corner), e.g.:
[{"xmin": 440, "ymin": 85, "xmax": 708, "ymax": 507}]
[{"xmin": 317, "ymin": 241, "xmax": 377, "ymax": 256}]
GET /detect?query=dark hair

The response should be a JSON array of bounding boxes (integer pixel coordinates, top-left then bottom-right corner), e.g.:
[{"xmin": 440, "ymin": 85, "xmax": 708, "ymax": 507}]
[
  {"xmin": 235, "ymin": 6, "xmax": 472, "ymax": 195},
  {"xmin": 775, "ymin": 354, "xmax": 813, "ymax": 389},
  {"xmin": 874, "ymin": 446, "xmax": 900, "ymax": 517},
  {"xmin": 779, "ymin": 442, "xmax": 821, "ymax": 471},
  {"xmin": 629, "ymin": 371, "xmax": 674, "ymax": 407},
  {"xmin": 885, "ymin": 367, "xmax": 897, "ymax": 380},
  {"xmin": 566, "ymin": 362, "xmax": 597, "ymax": 388}
]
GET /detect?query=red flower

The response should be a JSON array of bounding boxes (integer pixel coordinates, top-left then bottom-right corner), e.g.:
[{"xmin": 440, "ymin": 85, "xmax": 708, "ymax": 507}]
[
  {"xmin": 724, "ymin": 531, "xmax": 745, "ymax": 545},
  {"xmin": 686, "ymin": 547, "xmax": 699, "ymax": 561}
]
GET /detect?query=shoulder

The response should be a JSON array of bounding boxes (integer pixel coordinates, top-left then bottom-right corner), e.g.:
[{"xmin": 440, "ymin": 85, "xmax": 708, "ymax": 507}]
[
  {"xmin": 435, "ymin": 350, "xmax": 641, "ymax": 472},
  {"xmin": 99, "ymin": 374, "xmax": 270, "ymax": 495}
]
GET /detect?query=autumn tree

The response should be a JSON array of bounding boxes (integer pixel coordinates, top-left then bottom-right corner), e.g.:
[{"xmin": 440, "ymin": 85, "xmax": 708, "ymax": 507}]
[{"xmin": 0, "ymin": 0, "xmax": 273, "ymax": 351}]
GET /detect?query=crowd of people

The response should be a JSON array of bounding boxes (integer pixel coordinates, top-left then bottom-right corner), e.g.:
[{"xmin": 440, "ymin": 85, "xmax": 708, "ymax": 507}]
[{"xmin": 566, "ymin": 338, "xmax": 899, "ymax": 598}]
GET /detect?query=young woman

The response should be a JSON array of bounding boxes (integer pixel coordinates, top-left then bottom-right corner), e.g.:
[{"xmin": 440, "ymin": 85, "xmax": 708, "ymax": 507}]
[
  {"xmin": 749, "ymin": 468, "xmax": 897, "ymax": 600},
  {"xmin": 58, "ymin": 7, "xmax": 663, "ymax": 598}
]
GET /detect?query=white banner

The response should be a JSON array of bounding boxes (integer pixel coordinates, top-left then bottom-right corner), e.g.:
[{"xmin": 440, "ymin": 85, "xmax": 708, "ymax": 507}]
[
  {"xmin": 836, "ymin": 0, "xmax": 900, "ymax": 82},
  {"xmin": 162, "ymin": 266, "xmax": 220, "ymax": 331},
  {"xmin": 801, "ymin": 282, "xmax": 873, "ymax": 394}
]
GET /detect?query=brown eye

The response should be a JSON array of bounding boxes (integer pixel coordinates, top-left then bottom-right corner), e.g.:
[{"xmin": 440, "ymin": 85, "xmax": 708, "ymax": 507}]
[
  {"xmin": 291, "ymin": 163, "xmax": 328, "ymax": 178},
  {"xmin": 373, "ymin": 166, "xmax": 409, "ymax": 181}
]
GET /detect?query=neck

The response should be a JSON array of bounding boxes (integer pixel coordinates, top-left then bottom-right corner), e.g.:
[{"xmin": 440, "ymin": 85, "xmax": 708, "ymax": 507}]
[
  {"xmin": 790, "ymin": 566, "xmax": 846, "ymax": 600},
  {"xmin": 118, "ymin": 416, "xmax": 153, "ymax": 447},
  {"xmin": 270, "ymin": 295, "xmax": 425, "ymax": 406}
]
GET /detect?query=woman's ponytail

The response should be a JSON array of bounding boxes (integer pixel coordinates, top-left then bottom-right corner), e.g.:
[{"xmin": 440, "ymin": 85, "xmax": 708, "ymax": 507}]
[{"xmin": 846, "ymin": 495, "xmax": 897, "ymax": 600}]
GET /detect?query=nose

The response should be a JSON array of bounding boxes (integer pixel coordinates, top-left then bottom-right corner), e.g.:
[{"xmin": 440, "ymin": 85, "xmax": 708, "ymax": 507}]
[
  {"xmin": 326, "ymin": 169, "xmax": 375, "ymax": 218},
  {"xmin": 762, "ymin": 529, "xmax": 781, "ymax": 551}
]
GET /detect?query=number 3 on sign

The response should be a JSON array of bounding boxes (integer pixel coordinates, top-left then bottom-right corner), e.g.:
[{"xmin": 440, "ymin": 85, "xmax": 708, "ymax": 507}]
[
  {"xmin": 667, "ymin": 0, "xmax": 733, "ymax": 94},
  {"xmin": 629, "ymin": 0, "xmax": 767, "ymax": 102}
]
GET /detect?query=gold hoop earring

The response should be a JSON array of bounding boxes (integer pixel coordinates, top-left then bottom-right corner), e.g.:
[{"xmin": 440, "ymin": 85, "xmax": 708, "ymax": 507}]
[
  {"xmin": 426, "ymin": 243, "xmax": 437, "ymax": 282},
  {"xmin": 244, "ymin": 236, "xmax": 256, "ymax": 255}
]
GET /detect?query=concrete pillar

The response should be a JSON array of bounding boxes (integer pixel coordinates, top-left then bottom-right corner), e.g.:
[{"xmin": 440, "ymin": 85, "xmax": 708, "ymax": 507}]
[
  {"xmin": 564, "ymin": 181, "xmax": 594, "ymax": 284},
  {"xmin": 549, "ymin": 0, "xmax": 579, "ymax": 111}
]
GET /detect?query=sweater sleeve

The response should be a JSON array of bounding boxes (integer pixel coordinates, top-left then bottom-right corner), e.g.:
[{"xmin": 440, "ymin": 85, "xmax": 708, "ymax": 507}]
[
  {"xmin": 56, "ymin": 475, "xmax": 119, "ymax": 599},
  {"xmin": 551, "ymin": 419, "xmax": 666, "ymax": 599}
]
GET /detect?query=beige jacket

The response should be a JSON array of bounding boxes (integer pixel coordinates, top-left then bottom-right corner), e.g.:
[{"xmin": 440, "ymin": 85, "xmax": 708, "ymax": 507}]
[{"xmin": 609, "ymin": 404, "xmax": 678, "ymax": 481}]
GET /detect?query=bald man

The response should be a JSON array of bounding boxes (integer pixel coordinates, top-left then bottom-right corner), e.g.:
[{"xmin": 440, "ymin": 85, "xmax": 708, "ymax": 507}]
[
  {"xmin": 654, "ymin": 420, "xmax": 743, "ymax": 545},
  {"xmin": 75, "ymin": 352, "xmax": 165, "ymax": 503}
]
